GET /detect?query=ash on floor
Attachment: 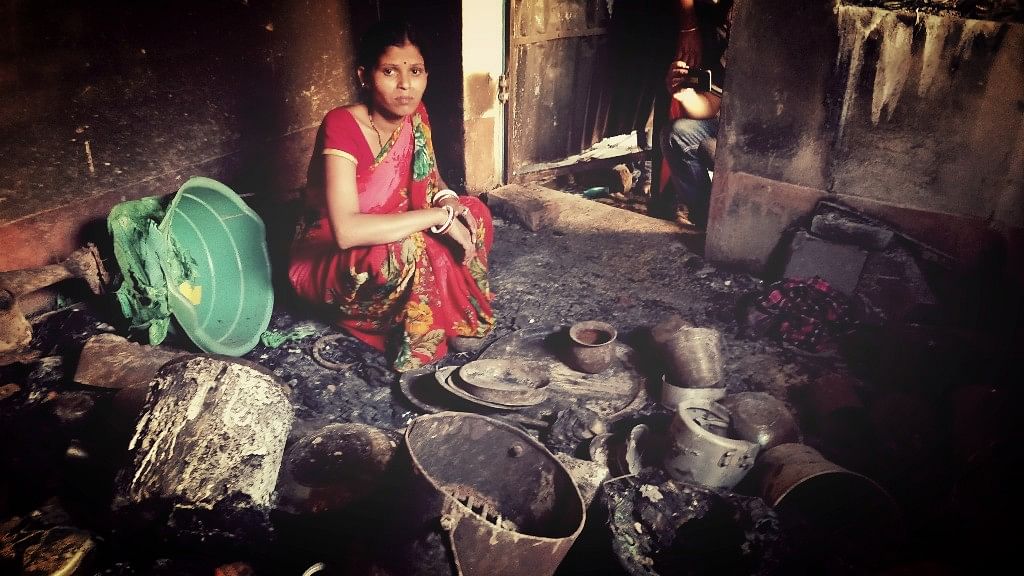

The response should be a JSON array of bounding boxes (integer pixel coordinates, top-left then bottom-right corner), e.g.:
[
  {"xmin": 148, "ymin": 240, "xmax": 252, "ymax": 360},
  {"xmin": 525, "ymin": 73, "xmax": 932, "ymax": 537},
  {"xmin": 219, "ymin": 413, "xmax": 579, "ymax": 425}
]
[{"xmin": 1, "ymin": 214, "xmax": 1021, "ymax": 575}]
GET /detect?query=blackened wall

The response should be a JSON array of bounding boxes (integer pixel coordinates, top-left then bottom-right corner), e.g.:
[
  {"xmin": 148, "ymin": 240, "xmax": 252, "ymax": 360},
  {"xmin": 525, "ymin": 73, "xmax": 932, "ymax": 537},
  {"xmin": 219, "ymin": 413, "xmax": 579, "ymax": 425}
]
[
  {"xmin": 707, "ymin": 0, "xmax": 1024, "ymax": 281},
  {"xmin": 0, "ymin": 0, "xmax": 465, "ymax": 270}
]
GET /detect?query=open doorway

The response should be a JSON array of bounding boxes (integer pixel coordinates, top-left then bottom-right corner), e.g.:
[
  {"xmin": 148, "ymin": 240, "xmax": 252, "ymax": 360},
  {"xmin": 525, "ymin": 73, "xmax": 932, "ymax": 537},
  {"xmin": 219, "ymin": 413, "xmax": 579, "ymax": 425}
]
[{"xmin": 501, "ymin": 0, "xmax": 725, "ymax": 230}]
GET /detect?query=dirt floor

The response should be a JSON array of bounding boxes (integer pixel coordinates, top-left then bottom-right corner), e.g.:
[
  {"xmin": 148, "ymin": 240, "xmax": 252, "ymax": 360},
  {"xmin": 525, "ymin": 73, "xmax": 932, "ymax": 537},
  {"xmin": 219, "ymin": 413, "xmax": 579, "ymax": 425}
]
[{"xmin": 1, "ymin": 186, "xmax": 1021, "ymax": 575}]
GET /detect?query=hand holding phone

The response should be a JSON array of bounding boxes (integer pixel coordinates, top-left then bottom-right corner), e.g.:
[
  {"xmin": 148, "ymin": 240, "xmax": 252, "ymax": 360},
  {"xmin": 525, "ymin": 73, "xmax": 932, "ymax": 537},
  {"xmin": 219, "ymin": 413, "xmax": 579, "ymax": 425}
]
[{"xmin": 667, "ymin": 61, "xmax": 722, "ymax": 96}]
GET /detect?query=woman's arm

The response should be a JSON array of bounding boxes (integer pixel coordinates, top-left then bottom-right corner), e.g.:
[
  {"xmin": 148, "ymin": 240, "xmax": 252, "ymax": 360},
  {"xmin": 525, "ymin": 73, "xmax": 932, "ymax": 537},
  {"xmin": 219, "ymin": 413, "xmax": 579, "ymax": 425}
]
[
  {"xmin": 431, "ymin": 175, "xmax": 480, "ymax": 247},
  {"xmin": 430, "ymin": 177, "xmax": 478, "ymax": 264},
  {"xmin": 666, "ymin": 60, "xmax": 721, "ymax": 120},
  {"xmin": 324, "ymin": 155, "xmax": 448, "ymax": 249},
  {"xmin": 676, "ymin": 0, "xmax": 702, "ymax": 67},
  {"xmin": 672, "ymin": 86, "xmax": 721, "ymax": 120}
]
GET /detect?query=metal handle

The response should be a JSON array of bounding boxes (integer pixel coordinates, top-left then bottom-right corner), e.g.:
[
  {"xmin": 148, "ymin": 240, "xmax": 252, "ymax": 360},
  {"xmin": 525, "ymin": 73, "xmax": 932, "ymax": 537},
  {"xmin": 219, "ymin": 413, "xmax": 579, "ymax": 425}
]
[{"xmin": 497, "ymin": 74, "xmax": 509, "ymax": 104}]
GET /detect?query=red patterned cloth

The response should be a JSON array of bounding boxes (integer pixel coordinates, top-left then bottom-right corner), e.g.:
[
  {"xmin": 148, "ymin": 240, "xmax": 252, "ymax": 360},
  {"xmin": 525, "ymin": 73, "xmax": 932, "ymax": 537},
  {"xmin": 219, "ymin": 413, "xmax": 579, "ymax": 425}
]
[
  {"xmin": 744, "ymin": 277, "xmax": 859, "ymax": 353},
  {"xmin": 289, "ymin": 104, "xmax": 495, "ymax": 371}
]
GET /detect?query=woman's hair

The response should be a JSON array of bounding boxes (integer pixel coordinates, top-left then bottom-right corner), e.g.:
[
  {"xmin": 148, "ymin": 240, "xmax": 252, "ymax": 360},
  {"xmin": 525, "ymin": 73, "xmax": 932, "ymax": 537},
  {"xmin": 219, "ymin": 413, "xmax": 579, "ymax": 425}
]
[{"xmin": 356, "ymin": 17, "xmax": 427, "ymax": 72}]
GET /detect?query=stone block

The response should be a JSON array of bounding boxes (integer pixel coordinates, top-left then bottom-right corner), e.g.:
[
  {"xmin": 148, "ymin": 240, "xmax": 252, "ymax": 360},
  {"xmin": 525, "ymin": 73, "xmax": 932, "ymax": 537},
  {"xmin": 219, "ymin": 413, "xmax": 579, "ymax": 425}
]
[
  {"xmin": 487, "ymin": 182, "xmax": 684, "ymax": 239},
  {"xmin": 856, "ymin": 247, "xmax": 939, "ymax": 323},
  {"xmin": 705, "ymin": 171, "xmax": 825, "ymax": 275},
  {"xmin": 487, "ymin": 184, "xmax": 562, "ymax": 232},
  {"xmin": 782, "ymin": 231, "xmax": 867, "ymax": 294},
  {"xmin": 810, "ymin": 211, "xmax": 894, "ymax": 250}
]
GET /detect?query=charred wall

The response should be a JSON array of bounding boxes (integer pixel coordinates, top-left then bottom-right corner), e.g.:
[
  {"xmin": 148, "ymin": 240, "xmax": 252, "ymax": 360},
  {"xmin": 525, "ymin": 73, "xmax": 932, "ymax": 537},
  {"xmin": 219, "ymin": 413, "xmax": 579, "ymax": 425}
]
[
  {"xmin": 708, "ymin": 0, "xmax": 1024, "ymax": 281},
  {"xmin": 0, "ymin": 0, "xmax": 464, "ymax": 270}
]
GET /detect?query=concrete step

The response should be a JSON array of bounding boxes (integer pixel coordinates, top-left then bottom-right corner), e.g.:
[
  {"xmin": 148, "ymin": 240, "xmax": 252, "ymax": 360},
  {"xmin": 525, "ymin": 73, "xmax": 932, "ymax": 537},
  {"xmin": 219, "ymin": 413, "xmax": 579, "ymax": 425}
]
[{"xmin": 487, "ymin": 182, "xmax": 688, "ymax": 238}]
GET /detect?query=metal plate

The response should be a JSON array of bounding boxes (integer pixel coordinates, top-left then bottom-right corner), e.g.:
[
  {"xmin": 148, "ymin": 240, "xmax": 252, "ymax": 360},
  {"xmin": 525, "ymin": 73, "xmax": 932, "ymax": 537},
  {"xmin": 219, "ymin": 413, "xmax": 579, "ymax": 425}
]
[
  {"xmin": 436, "ymin": 366, "xmax": 544, "ymax": 410},
  {"xmin": 456, "ymin": 358, "xmax": 551, "ymax": 406},
  {"xmin": 479, "ymin": 325, "xmax": 645, "ymax": 420}
]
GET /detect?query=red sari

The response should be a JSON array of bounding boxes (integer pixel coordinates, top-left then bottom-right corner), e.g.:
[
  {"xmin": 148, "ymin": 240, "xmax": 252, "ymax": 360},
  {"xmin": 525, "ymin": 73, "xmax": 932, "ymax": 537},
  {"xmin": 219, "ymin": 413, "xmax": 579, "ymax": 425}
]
[{"xmin": 289, "ymin": 103, "xmax": 495, "ymax": 371}]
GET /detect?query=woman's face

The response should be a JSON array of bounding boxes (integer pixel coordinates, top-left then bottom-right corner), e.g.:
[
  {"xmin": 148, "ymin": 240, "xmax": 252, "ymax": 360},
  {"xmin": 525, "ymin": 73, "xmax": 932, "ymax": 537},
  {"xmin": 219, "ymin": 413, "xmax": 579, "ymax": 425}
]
[{"xmin": 361, "ymin": 42, "xmax": 427, "ymax": 120}]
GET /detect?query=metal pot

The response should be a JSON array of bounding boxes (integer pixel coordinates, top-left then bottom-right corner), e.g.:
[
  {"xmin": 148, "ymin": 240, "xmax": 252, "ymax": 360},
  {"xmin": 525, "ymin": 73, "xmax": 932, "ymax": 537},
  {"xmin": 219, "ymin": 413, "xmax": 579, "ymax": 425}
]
[
  {"xmin": 567, "ymin": 320, "xmax": 617, "ymax": 374},
  {"xmin": 718, "ymin": 391, "xmax": 800, "ymax": 451},
  {"xmin": 663, "ymin": 398, "xmax": 759, "ymax": 489}
]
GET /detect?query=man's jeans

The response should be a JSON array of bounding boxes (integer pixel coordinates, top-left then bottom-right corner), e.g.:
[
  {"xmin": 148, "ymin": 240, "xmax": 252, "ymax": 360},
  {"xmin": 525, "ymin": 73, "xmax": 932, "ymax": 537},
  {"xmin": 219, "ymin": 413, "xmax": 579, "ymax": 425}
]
[{"xmin": 660, "ymin": 116, "xmax": 718, "ymax": 227}]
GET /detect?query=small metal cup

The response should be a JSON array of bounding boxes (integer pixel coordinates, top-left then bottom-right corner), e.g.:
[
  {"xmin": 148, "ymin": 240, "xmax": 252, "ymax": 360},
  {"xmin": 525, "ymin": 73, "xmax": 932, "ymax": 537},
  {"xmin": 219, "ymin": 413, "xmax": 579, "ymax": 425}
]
[{"xmin": 567, "ymin": 321, "xmax": 617, "ymax": 374}]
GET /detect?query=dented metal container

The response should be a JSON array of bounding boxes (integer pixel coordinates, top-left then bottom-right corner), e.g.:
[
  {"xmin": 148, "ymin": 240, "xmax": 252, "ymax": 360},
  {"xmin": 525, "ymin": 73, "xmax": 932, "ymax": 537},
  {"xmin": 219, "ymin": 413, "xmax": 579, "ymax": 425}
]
[
  {"xmin": 401, "ymin": 412, "xmax": 586, "ymax": 576},
  {"xmin": 663, "ymin": 399, "xmax": 760, "ymax": 490},
  {"xmin": 719, "ymin": 391, "xmax": 801, "ymax": 451}
]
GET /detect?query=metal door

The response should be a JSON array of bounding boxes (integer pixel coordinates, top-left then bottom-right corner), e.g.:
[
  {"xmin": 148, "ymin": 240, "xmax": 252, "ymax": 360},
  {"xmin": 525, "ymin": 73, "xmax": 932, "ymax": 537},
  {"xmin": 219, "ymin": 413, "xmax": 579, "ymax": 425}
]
[{"xmin": 505, "ymin": 0, "xmax": 614, "ymax": 182}]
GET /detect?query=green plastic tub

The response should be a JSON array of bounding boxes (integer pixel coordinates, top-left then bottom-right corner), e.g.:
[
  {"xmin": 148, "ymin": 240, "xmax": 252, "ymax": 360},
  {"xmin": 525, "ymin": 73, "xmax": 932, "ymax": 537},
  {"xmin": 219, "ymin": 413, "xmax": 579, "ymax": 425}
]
[{"xmin": 160, "ymin": 176, "xmax": 274, "ymax": 356}]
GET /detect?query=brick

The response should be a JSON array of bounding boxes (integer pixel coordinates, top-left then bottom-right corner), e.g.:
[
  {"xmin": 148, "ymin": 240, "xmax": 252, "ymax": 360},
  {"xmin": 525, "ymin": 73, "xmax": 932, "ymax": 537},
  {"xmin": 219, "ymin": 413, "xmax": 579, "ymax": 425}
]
[{"xmin": 487, "ymin": 187, "xmax": 562, "ymax": 232}]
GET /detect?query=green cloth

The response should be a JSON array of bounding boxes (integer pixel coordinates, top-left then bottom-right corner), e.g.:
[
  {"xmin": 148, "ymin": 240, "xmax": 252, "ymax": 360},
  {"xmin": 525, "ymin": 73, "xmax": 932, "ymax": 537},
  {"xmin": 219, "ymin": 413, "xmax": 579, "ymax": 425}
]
[
  {"xmin": 259, "ymin": 325, "xmax": 319, "ymax": 348},
  {"xmin": 107, "ymin": 197, "xmax": 195, "ymax": 345}
]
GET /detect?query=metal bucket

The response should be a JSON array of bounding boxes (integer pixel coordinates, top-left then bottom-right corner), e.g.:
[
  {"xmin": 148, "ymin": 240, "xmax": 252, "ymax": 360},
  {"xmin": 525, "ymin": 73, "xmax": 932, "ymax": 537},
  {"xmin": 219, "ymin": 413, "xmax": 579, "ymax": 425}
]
[
  {"xmin": 402, "ymin": 412, "xmax": 585, "ymax": 576},
  {"xmin": 660, "ymin": 326, "xmax": 723, "ymax": 388},
  {"xmin": 745, "ymin": 443, "xmax": 902, "ymax": 571}
]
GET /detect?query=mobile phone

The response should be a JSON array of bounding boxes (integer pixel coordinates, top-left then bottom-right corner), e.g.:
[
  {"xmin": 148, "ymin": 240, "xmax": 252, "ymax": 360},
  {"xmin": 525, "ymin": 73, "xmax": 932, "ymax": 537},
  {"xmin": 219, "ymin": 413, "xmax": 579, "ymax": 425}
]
[
  {"xmin": 674, "ymin": 68, "xmax": 722, "ymax": 96},
  {"xmin": 683, "ymin": 68, "xmax": 713, "ymax": 92}
]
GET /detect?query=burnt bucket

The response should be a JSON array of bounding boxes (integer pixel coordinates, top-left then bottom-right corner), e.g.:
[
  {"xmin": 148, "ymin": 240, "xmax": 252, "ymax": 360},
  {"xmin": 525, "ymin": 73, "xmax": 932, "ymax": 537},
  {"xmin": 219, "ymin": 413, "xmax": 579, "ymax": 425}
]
[
  {"xmin": 743, "ymin": 443, "xmax": 902, "ymax": 572},
  {"xmin": 398, "ymin": 412, "xmax": 585, "ymax": 576}
]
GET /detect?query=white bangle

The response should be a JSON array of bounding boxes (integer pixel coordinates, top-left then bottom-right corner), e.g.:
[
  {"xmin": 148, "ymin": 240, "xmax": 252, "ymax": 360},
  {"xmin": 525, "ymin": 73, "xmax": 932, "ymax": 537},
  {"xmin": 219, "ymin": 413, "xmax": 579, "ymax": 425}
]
[
  {"xmin": 432, "ymin": 189, "xmax": 458, "ymax": 206},
  {"xmin": 430, "ymin": 205, "xmax": 455, "ymax": 234}
]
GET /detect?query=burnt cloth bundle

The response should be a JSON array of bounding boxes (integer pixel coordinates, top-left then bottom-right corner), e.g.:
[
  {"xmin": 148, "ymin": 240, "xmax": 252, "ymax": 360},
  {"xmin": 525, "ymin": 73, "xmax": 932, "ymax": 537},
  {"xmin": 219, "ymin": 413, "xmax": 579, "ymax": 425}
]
[{"xmin": 742, "ymin": 277, "xmax": 860, "ymax": 352}]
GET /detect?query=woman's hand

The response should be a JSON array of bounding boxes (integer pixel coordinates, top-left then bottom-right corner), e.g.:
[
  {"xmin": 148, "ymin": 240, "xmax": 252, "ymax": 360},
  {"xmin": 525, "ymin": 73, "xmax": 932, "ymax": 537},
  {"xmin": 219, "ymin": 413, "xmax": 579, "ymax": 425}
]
[
  {"xmin": 666, "ymin": 60, "xmax": 691, "ymax": 94},
  {"xmin": 438, "ymin": 198, "xmax": 477, "ymax": 246},
  {"xmin": 444, "ymin": 218, "xmax": 477, "ymax": 266}
]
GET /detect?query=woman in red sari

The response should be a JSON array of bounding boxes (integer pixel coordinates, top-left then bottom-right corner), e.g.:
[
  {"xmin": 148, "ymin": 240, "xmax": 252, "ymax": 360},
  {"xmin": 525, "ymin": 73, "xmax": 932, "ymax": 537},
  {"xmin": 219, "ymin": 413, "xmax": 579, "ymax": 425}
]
[{"xmin": 289, "ymin": 18, "xmax": 495, "ymax": 372}]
